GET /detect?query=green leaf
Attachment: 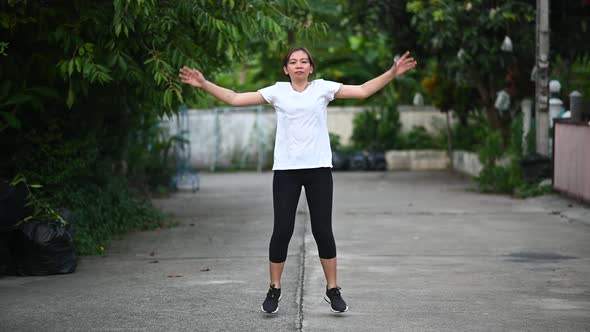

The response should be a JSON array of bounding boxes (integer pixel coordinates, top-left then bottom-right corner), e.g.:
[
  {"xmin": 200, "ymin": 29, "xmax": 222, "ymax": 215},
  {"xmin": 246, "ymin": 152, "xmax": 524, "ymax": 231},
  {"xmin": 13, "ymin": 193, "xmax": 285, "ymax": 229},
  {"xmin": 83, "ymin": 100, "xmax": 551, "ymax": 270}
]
[
  {"xmin": 118, "ymin": 56, "xmax": 128, "ymax": 71},
  {"xmin": 94, "ymin": 65, "xmax": 113, "ymax": 83},
  {"xmin": 433, "ymin": 9, "xmax": 445, "ymax": 22},
  {"xmin": 68, "ymin": 60, "xmax": 74, "ymax": 76},
  {"xmin": 348, "ymin": 36, "xmax": 362, "ymax": 51},
  {"xmin": 9, "ymin": 174, "xmax": 25, "ymax": 186},
  {"xmin": 75, "ymin": 58, "xmax": 82, "ymax": 73},
  {"xmin": 83, "ymin": 43, "xmax": 94, "ymax": 53},
  {"xmin": 0, "ymin": 14, "xmax": 10, "ymax": 29},
  {"xmin": 107, "ymin": 54, "xmax": 118, "ymax": 67},
  {"xmin": 66, "ymin": 84, "xmax": 75, "ymax": 108},
  {"xmin": 82, "ymin": 62, "xmax": 92, "ymax": 77},
  {"xmin": 58, "ymin": 61, "xmax": 68, "ymax": 77},
  {"xmin": 0, "ymin": 111, "xmax": 21, "ymax": 129},
  {"xmin": 1, "ymin": 94, "xmax": 32, "ymax": 106}
]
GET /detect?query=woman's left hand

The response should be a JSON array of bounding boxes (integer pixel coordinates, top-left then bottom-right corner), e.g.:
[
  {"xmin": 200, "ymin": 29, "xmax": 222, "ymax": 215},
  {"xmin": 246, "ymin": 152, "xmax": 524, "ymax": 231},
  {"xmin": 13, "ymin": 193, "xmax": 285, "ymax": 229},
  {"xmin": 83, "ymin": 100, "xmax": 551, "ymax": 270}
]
[{"xmin": 391, "ymin": 51, "xmax": 417, "ymax": 77}]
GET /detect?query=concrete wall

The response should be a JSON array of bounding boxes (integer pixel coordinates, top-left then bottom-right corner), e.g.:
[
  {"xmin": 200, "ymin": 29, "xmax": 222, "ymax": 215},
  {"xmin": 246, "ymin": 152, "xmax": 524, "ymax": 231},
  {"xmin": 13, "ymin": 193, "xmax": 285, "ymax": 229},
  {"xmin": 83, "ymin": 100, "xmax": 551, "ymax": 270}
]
[
  {"xmin": 326, "ymin": 107, "xmax": 358, "ymax": 146},
  {"xmin": 328, "ymin": 106, "xmax": 454, "ymax": 145},
  {"xmin": 161, "ymin": 108, "xmax": 276, "ymax": 170},
  {"xmin": 384, "ymin": 149, "xmax": 485, "ymax": 176},
  {"xmin": 397, "ymin": 105, "xmax": 453, "ymax": 134},
  {"xmin": 161, "ymin": 106, "xmax": 454, "ymax": 170},
  {"xmin": 385, "ymin": 150, "xmax": 450, "ymax": 170}
]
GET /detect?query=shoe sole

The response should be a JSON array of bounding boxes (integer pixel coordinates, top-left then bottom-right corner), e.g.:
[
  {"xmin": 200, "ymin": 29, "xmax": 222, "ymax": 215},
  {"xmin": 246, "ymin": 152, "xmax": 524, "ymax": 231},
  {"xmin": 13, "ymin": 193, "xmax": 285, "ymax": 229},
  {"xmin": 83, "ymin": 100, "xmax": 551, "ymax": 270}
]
[
  {"xmin": 261, "ymin": 294, "xmax": 282, "ymax": 314},
  {"xmin": 323, "ymin": 294, "xmax": 349, "ymax": 313}
]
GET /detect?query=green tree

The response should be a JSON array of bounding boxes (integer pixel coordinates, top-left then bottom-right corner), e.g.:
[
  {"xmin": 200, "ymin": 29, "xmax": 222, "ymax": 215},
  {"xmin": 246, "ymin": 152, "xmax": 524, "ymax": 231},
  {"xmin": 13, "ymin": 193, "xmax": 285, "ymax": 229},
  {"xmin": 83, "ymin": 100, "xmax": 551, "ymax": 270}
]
[
  {"xmin": 406, "ymin": 0, "xmax": 536, "ymax": 135},
  {"xmin": 346, "ymin": 0, "xmax": 427, "ymax": 60},
  {"xmin": 550, "ymin": 0, "xmax": 590, "ymax": 61},
  {"xmin": 0, "ymin": 0, "xmax": 326, "ymax": 254},
  {"xmin": 0, "ymin": 0, "xmax": 325, "ymax": 179}
]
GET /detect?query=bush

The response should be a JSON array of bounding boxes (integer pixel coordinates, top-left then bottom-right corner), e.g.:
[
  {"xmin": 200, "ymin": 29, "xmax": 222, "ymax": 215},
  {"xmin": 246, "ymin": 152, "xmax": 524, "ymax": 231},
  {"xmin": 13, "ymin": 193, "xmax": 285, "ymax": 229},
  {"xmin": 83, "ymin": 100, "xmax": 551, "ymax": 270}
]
[
  {"xmin": 398, "ymin": 126, "xmax": 444, "ymax": 150},
  {"xmin": 449, "ymin": 112, "xmax": 488, "ymax": 152},
  {"xmin": 552, "ymin": 55, "xmax": 590, "ymax": 104},
  {"xmin": 329, "ymin": 132, "xmax": 343, "ymax": 152},
  {"xmin": 1, "ymin": 112, "xmax": 100, "ymax": 187},
  {"xmin": 474, "ymin": 112, "xmax": 549, "ymax": 197},
  {"xmin": 4, "ymin": 171, "xmax": 166, "ymax": 256},
  {"xmin": 350, "ymin": 104, "xmax": 402, "ymax": 151},
  {"xmin": 49, "ymin": 171, "xmax": 166, "ymax": 255},
  {"xmin": 127, "ymin": 113, "xmax": 178, "ymax": 192}
]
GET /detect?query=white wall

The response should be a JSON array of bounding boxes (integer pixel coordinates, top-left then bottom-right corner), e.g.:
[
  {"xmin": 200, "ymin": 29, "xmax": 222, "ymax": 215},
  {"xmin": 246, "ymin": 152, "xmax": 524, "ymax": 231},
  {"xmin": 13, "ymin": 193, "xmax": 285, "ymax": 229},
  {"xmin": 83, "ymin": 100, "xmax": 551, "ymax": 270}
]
[
  {"xmin": 161, "ymin": 106, "xmax": 451, "ymax": 169},
  {"xmin": 328, "ymin": 106, "xmax": 454, "ymax": 145},
  {"xmin": 398, "ymin": 105, "xmax": 454, "ymax": 134},
  {"xmin": 161, "ymin": 107, "xmax": 275, "ymax": 170}
]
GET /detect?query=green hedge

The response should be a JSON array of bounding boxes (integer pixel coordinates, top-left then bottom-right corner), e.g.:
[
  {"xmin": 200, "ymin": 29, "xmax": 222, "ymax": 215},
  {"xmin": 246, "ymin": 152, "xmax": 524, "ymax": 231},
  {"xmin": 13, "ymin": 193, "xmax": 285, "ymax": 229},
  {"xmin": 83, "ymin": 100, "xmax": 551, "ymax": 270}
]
[{"xmin": 49, "ymin": 174, "xmax": 166, "ymax": 256}]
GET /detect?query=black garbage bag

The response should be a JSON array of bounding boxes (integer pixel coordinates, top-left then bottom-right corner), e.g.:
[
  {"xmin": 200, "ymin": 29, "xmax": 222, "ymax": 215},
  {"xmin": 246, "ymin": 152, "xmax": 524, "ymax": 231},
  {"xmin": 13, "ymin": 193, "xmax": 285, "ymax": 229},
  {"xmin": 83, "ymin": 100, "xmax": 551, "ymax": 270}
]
[
  {"xmin": 520, "ymin": 153, "xmax": 552, "ymax": 183},
  {"xmin": 10, "ymin": 209, "xmax": 77, "ymax": 276},
  {"xmin": 332, "ymin": 151, "xmax": 350, "ymax": 171},
  {"xmin": 349, "ymin": 151, "xmax": 368, "ymax": 171},
  {"xmin": 367, "ymin": 152, "xmax": 387, "ymax": 171}
]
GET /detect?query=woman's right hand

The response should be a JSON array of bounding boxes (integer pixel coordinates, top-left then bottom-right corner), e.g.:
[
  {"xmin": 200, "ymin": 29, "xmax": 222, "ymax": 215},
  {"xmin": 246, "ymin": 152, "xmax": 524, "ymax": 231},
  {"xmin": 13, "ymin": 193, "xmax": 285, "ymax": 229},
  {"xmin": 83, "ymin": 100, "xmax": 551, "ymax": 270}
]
[{"xmin": 179, "ymin": 66, "xmax": 207, "ymax": 88}]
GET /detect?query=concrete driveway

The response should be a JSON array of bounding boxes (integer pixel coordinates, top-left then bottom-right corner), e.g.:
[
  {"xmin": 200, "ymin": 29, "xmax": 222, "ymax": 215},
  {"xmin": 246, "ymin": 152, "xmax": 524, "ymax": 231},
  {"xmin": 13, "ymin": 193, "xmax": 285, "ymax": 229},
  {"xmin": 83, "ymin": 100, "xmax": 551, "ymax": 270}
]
[{"xmin": 1, "ymin": 171, "xmax": 589, "ymax": 331}]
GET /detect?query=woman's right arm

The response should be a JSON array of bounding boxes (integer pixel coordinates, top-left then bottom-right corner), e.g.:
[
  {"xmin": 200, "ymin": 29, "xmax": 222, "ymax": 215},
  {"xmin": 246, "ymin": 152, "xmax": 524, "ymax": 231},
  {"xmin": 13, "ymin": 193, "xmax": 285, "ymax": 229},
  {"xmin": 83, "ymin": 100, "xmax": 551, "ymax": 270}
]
[{"xmin": 179, "ymin": 66, "xmax": 267, "ymax": 107}]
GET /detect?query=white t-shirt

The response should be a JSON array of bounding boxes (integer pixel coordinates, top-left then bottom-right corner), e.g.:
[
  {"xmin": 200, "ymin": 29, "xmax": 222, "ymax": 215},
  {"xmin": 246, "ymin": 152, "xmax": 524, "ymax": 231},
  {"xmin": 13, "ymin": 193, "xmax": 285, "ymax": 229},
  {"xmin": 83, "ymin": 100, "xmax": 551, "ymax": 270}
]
[{"xmin": 258, "ymin": 79, "xmax": 342, "ymax": 170}]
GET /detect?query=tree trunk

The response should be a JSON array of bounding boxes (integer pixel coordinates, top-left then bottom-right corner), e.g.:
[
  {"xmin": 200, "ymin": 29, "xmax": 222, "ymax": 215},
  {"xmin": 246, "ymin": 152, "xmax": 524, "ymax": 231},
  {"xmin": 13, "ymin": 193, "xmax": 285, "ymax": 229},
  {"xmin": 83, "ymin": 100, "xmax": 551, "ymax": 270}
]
[
  {"xmin": 477, "ymin": 82, "xmax": 501, "ymax": 130},
  {"xmin": 483, "ymin": 106, "xmax": 501, "ymax": 130}
]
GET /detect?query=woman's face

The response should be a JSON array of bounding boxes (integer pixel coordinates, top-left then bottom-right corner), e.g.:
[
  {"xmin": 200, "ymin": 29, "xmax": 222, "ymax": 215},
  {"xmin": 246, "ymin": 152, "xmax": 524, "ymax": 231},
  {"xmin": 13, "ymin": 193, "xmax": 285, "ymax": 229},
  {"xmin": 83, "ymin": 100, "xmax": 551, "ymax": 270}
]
[{"xmin": 283, "ymin": 50, "xmax": 313, "ymax": 80}]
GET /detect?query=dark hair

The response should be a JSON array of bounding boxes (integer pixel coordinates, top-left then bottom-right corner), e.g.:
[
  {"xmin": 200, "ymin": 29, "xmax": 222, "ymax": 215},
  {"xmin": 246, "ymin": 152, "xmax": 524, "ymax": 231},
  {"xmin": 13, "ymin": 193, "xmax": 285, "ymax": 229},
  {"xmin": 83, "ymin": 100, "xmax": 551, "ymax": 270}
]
[{"xmin": 282, "ymin": 47, "xmax": 315, "ymax": 72}]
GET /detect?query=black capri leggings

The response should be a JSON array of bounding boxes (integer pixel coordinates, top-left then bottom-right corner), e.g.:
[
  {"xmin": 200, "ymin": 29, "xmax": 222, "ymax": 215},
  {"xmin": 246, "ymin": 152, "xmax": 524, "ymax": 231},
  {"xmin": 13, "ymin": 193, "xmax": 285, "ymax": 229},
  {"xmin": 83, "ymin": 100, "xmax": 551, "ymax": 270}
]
[{"xmin": 269, "ymin": 167, "xmax": 336, "ymax": 263}]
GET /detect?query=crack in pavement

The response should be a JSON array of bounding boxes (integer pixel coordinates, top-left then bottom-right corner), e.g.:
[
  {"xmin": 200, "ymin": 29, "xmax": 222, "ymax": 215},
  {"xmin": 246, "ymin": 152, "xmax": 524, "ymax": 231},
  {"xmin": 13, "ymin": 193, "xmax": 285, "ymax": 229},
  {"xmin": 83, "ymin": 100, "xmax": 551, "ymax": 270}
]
[{"xmin": 296, "ymin": 200, "xmax": 309, "ymax": 332}]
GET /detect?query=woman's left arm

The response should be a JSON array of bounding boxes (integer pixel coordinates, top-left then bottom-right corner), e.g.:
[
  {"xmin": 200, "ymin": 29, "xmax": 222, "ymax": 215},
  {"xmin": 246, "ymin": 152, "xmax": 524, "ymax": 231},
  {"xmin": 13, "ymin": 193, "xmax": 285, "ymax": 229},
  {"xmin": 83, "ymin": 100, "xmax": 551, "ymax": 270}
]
[{"xmin": 335, "ymin": 51, "xmax": 417, "ymax": 99}]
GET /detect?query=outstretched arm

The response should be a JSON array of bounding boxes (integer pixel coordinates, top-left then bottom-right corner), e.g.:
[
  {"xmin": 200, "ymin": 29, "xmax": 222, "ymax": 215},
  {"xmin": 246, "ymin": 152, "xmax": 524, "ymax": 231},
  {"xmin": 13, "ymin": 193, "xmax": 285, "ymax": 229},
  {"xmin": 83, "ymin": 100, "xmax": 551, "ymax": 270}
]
[
  {"xmin": 178, "ymin": 66, "xmax": 267, "ymax": 107},
  {"xmin": 335, "ymin": 51, "xmax": 417, "ymax": 99}
]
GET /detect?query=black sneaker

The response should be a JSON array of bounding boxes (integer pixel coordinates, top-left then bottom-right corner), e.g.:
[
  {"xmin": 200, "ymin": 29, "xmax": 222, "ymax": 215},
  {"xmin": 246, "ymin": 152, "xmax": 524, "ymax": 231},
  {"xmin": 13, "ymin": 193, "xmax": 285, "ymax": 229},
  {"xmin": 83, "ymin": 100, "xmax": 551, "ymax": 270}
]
[
  {"xmin": 261, "ymin": 285, "xmax": 282, "ymax": 314},
  {"xmin": 324, "ymin": 286, "xmax": 348, "ymax": 313}
]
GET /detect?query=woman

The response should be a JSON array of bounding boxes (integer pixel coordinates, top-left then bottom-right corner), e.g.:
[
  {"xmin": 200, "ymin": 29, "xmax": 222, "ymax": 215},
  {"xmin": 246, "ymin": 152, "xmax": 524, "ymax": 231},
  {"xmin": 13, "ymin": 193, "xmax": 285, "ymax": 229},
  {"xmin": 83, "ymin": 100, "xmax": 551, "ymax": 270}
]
[{"xmin": 179, "ymin": 48, "xmax": 416, "ymax": 314}]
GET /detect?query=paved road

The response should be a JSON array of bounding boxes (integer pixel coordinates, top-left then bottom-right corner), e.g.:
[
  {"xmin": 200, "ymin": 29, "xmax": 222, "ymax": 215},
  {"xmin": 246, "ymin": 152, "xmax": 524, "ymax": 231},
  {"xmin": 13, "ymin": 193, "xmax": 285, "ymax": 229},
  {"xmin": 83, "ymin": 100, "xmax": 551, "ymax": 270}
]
[{"xmin": 1, "ymin": 171, "xmax": 589, "ymax": 331}]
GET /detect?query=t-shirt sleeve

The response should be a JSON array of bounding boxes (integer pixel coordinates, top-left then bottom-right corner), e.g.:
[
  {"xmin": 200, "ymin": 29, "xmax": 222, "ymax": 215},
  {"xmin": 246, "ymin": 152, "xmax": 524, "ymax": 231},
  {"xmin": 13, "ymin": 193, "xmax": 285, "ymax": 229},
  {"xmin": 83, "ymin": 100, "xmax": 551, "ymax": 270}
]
[
  {"xmin": 321, "ymin": 79, "xmax": 343, "ymax": 102},
  {"xmin": 258, "ymin": 83, "xmax": 278, "ymax": 104}
]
